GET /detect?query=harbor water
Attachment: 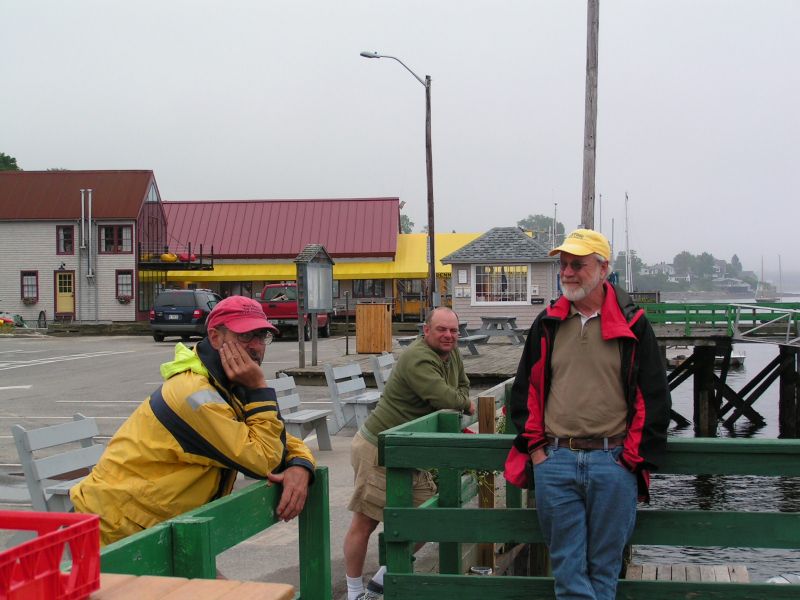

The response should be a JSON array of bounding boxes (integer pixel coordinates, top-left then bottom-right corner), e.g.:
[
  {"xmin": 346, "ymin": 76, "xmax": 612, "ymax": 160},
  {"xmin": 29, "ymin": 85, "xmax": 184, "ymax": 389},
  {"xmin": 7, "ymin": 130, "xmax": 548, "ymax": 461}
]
[{"xmin": 634, "ymin": 296, "xmax": 800, "ymax": 581}]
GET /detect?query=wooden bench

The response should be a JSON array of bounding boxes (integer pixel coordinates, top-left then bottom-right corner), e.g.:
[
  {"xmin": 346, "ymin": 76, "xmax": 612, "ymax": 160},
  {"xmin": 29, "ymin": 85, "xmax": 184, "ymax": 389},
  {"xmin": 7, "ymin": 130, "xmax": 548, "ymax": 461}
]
[
  {"xmin": 323, "ymin": 362, "xmax": 380, "ymax": 433},
  {"xmin": 267, "ymin": 374, "xmax": 332, "ymax": 451},
  {"xmin": 11, "ymin": 413, "xmax": 104, "ymax": 512}
]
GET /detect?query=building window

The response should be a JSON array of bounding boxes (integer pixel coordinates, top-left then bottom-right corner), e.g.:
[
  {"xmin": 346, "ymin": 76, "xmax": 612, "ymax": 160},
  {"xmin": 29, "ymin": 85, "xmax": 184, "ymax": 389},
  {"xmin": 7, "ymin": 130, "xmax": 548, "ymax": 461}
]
[
  {"xmin": 473, "ymin": 265, "xmax": 528, "ymax": 303},
  {"xmin": 353, "ymin": 279, "xmax": 386, "ymax": 298},
  {"xmin": 99, "ymin": 225, "xmax": 133, "ymax": 254},
  {"xmin": 57, "ymin": 225, "xmax": 74, "ymax": 255},
  {"xmin": 147, "ymin": 183, "xmax": 159, "ymax": 203},
  {"xmin": 399, "ymin": 279, "xmax": 424, "ymax": 298},
  {"xmin": 21, "ymin": 271, "xmax": 38, "ymax": 303},
  {"xmin": 332, "ymin": 280, "xmax": 340, "ymax": 298},
  {"xmin": 116, "ymin": 270, "xmax": 134, "ymax": 302}
]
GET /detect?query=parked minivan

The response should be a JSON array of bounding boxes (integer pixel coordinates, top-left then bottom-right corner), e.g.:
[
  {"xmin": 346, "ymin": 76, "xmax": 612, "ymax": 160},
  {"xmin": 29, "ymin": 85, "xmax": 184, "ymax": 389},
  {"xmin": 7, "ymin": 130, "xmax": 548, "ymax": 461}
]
[{"xmin": 149, "ymin": 289, "xmax": 221, "ymax": 342}]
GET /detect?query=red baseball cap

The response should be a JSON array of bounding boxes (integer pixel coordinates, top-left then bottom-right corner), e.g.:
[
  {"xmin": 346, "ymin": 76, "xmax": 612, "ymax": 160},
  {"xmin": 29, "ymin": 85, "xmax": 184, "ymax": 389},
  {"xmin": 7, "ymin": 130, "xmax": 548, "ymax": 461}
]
[{"xmin": 206, "ymin": 296, "xmax": 278, "ymax": 334}]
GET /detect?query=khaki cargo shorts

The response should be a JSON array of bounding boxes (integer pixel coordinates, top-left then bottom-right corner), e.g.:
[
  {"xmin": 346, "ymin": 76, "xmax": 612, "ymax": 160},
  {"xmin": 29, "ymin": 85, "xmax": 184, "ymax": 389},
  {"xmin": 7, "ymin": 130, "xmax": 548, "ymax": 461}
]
[{"xmin": 347, "ymin": 431, "xmax": 436, "ymax": 522}]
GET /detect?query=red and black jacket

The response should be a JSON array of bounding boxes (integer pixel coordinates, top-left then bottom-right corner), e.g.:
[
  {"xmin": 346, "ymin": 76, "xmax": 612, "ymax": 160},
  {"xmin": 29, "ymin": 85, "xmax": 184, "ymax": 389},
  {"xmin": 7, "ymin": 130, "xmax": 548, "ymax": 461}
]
[{"xmin": 503, "ymin": 282, "xmax": 671, "ymax": 502}]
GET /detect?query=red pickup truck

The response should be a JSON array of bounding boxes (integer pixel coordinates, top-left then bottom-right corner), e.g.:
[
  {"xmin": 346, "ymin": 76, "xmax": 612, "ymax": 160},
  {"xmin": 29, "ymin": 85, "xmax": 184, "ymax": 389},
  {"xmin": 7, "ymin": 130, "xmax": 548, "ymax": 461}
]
[{"xmin": 258, "ymin": 283, "xmax": 331, "ymax": 340}]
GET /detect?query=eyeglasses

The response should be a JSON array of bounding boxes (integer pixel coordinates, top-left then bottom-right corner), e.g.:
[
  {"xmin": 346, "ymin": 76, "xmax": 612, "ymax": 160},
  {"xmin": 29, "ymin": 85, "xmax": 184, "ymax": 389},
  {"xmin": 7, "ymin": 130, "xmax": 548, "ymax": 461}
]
[
  {"xmin": 560, "ymin": 259, "xmax": 608, "ymax": 272},
  {"xmin": 560, "ymin": 260, "xmax": 590, "ymax": 272},
  {"xmin": 234, "ymin": 329, "xmax": 273, "ymax": 345}
]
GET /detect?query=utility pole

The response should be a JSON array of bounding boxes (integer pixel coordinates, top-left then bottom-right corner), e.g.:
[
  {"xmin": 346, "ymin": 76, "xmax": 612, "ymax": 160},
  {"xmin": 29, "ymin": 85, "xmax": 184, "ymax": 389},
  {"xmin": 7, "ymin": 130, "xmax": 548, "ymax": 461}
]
[
  {"xmin": 580, "ymin": 0, "xmax": 600, "ymax": 229},
  {"xmin": 425, "ymin": 75, "xmax": 438, "ymax": 309}
]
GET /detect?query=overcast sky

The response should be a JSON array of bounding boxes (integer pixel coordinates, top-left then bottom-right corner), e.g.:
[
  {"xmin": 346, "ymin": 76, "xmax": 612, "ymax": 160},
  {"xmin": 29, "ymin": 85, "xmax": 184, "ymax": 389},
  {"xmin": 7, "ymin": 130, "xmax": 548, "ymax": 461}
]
[{"xmin": 3, "ymin": 1, "xmax": 798, "ymax": 281}]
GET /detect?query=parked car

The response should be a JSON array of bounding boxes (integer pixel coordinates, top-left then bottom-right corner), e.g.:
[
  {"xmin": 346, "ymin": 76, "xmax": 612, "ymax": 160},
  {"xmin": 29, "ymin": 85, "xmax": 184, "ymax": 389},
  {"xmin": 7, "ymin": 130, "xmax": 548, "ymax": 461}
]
[
  {"xmin": 149, "ymin": 289, "xmax": 222, "ymax": 342},
  {"xmin": 258, "ymin": 283, "xmax": 330, "ymax": 340}
]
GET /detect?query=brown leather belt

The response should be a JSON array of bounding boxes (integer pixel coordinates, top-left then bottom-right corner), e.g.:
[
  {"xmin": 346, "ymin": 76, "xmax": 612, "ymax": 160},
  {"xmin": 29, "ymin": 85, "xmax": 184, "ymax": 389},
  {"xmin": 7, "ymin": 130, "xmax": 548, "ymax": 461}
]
[{"xmin": 546, "ymin": 435, "xmax": 626, "ymax": 451}]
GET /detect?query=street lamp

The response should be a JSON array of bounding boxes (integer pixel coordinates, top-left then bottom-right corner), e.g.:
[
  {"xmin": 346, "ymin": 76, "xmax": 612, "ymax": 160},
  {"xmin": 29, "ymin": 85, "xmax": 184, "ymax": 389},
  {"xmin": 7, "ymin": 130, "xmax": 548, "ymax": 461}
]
[{"xmin": 360, "ymin": 50, "xmax": 438, "ymax": 310}]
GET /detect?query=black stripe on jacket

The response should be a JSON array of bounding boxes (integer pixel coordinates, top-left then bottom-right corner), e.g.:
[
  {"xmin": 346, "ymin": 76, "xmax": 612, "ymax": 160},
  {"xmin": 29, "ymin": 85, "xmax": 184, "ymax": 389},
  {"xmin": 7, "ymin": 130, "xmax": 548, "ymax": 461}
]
[{"xmin": 149, "ymin": 386, "xmax": 269, "ymax": 480}]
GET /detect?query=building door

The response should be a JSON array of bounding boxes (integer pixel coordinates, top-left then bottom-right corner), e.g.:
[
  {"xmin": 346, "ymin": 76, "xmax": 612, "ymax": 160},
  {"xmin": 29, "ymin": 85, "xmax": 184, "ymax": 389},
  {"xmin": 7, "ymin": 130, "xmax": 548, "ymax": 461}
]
[{"xmin": 55, "ymin": 271, "xmax": 75, "ymax": 320}]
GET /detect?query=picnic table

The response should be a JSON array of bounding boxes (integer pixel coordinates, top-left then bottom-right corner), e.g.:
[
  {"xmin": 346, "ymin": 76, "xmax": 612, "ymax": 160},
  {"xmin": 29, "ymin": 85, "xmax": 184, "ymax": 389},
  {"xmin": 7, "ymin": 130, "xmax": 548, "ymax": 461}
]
[
  {"xmin": 398, "ymin": 321, "xmax": 487, "ymax": 355},
  {"xmin": 93, "ymin": 573, "xmax": 294, "ymax": 599},
  {"xmin": 415, "ymin": 321, "xmax": 472, "ymax": 336},
  {"xmin": 477, "ymin": 315, "xmax": 526, "ymax": 345}
]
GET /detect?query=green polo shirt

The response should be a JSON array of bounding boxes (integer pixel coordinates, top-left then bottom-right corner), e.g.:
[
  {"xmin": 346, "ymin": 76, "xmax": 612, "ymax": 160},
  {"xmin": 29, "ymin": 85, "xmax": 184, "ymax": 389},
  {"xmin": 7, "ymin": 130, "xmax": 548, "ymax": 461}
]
[{"xmin": 361, "ymin": 337, "xmax": 470, "ymax": 444}]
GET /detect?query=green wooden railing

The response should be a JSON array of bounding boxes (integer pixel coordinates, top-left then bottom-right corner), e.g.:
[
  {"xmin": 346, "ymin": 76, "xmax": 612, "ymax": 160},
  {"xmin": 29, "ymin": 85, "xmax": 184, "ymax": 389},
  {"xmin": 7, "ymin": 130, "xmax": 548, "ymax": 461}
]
[
  {"xmin": 643, "ymin": 302, "xmax": 800, "ymax": 336},
  {"xmin": 100, "ymin": 466, "xmax": 331, "ymax": 600},
  {"xmin": 380, "ymin": 406, "xmax": 800, "ymax": 599}
]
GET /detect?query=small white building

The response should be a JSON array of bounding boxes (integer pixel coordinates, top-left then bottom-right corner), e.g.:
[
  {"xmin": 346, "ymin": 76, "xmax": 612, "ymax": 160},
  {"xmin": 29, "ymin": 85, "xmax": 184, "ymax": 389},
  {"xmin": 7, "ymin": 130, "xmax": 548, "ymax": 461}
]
[
  {"xmin": 441, "ymin": 227, "xmax": 558, "ymax": 330},
  {"xmin": 641, "ymin": 261, "xmax": 676, "ymax": 277}
]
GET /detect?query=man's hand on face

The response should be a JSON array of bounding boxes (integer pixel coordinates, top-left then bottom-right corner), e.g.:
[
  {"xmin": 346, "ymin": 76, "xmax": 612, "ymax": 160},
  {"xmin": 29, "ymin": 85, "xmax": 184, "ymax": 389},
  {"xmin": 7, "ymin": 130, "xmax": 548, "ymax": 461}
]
[
  {"xmin": 220, "ymin": 341, "xmax": 267, "ymax": 389},
  {"xmin": 267, "ymin": 466, "xmax": 311, "ymax": 521}
]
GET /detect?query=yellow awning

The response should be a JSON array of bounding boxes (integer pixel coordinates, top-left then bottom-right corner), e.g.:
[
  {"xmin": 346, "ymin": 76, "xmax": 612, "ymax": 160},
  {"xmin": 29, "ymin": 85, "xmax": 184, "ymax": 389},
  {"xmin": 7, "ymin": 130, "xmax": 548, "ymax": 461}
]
[
  {"xmin": 165, "ymin": 264, "xmax": 296, "ymax": 282},
  {"xmin": 164, "ymin": 232, "xmax": 481, "ymax": 282}
]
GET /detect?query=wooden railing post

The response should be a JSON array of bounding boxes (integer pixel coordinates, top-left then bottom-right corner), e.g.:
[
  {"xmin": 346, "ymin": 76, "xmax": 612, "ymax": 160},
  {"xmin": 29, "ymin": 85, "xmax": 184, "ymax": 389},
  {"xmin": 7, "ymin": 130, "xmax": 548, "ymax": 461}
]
[
  {"xmin": 778, "ymin": 346, "xmax": 799, "ymax": 438},
  {"xmin": 172, "ymin": 516, "xmax": 215, "ymax": 578},
  {"xmin": 437, "ymin": 411, "xmax": 463, "ymax": 574},
  {"xmin": 385, "ymin": 468, "xmax": 414, "ymax": 578},
  {"xmin": 477, "ymin": 396, "xmax": 496, "ymax": 572},
  {"xmin": 299, "ymin": 466, "xmax": 332, "ymax": 600},
  {"xmin": 694, "ymin": 345, "xmax": 718, "ymax": 436}
]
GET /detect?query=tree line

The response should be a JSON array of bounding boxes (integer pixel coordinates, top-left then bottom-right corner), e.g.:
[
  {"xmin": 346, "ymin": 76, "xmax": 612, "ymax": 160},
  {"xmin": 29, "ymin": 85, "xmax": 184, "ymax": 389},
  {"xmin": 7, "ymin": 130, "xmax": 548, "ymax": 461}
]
[{"xmin": 613, "ymin": 250, "xmax": 756, "ymax": 292}]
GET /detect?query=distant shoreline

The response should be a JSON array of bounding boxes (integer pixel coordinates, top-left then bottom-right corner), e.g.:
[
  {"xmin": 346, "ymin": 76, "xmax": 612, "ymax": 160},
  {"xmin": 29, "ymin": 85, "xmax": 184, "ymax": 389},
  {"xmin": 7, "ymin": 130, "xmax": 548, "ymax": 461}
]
[{"xmin": 659, "ymin": 291, "xmax": 800, "ymax": 302}]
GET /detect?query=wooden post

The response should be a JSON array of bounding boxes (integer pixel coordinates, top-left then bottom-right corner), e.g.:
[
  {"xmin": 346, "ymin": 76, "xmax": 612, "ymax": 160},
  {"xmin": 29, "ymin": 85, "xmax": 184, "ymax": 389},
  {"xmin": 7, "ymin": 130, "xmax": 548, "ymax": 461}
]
[
  {"xmin": 477, "ymin": 396, "xmax": 496, "ymax": 571},
  {"xmin": 658, "ymin": 341, "xmax": 668, "ymax": 370},
  {"xmin": 778, "ymin": 346, "xmax": 799, "ymax": 438},
  {"xmin": 437, "ymin": 411, "xmax": 463, "ymax": 574},
  {"xmin": 580, "ymin": 0, "xmax": 599, "ymax": 229},
  {"xmin": 693, "ymin": 345, "xmax": 718, "ymax": 437}
]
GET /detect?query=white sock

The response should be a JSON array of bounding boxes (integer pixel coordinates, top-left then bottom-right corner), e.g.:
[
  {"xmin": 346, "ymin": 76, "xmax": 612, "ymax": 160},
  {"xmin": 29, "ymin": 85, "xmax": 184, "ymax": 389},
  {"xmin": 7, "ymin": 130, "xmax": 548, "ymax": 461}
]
[
  {"xmin": 371, "ymin": 565, "xmax": 387, "ymax": 587},
  {"xmin": 347, "ymin": 575, "xmax": 364, "ymax": 600}
]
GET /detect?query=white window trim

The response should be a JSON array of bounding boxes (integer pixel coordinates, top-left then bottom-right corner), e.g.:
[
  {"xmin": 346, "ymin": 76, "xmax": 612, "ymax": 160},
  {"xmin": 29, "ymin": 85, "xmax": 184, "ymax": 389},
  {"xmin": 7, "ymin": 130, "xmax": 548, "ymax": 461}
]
[{"xmin": 469, "ymin": 264, "xmax": 531, "ymax": 307}]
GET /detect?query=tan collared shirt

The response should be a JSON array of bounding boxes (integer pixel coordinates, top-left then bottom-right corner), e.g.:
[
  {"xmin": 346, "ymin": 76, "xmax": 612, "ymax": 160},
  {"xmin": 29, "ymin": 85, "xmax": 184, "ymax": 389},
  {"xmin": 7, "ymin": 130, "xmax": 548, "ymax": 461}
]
[{"xmin": 544, "ymin": 304, "xmax": 627, "ymax": 439}]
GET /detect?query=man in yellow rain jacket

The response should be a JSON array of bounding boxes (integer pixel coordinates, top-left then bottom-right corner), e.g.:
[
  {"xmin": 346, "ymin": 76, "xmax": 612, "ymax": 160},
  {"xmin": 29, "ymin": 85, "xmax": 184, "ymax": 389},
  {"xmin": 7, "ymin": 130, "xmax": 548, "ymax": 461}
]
[{"xmin": 71, "ymin": 296, "xmax": 315, "ymax": 546}]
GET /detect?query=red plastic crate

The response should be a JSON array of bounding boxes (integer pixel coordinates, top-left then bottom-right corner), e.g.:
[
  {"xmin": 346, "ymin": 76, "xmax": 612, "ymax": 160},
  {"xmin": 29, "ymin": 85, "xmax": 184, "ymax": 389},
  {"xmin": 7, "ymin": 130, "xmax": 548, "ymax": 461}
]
[{"xmin": 0, "ymin": 511, "xmax": 100, "ymax": 600}]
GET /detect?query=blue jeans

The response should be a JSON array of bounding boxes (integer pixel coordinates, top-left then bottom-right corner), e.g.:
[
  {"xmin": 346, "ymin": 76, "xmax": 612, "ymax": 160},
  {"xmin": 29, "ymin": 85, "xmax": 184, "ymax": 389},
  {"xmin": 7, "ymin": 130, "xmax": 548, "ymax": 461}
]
[{"xmin": 533, "ymin": 445, "xmax": 637, "ymax": 600}]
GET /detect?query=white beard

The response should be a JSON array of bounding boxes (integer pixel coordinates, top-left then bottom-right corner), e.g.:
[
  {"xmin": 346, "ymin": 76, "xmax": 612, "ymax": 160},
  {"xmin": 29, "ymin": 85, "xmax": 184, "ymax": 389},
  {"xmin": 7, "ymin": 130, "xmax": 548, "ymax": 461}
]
[{"xmin": 562, "ymin": 269, "xmax": 603, "ymax": 302}]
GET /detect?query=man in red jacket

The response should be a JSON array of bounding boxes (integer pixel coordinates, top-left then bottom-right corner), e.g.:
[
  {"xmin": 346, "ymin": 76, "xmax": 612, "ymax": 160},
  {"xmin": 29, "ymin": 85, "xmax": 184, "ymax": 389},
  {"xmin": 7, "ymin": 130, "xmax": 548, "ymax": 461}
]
[{"xmin": 504, "ymin": 229, "xmax": 670, "ymax": 600}]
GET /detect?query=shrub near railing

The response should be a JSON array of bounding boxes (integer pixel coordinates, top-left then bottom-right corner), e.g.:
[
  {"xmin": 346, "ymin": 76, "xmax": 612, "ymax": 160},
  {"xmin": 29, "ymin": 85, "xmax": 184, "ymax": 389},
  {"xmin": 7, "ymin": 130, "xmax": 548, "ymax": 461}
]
[
  {"xmin": 379, "ymin": 406, "xmax": 800, "ymax": 600},
  {"xmin": 100, "ymin": 466, "xmax": 331, "ymax": 600}
]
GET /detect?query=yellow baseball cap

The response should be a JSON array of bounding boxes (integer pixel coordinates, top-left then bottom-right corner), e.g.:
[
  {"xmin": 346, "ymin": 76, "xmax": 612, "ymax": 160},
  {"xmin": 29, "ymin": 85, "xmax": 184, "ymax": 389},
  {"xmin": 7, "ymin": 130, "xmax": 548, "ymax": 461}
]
[{"xmin": 549, "ymin": 228, "xmax": 611, "ymax": 261}]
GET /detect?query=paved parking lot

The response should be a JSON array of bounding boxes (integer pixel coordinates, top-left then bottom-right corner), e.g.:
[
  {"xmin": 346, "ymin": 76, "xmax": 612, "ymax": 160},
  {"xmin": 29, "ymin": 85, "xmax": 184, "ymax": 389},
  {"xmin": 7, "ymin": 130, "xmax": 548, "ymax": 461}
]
[
  {"xmin": 0, "ymin": 333, "xmax": 351, "ymax": 468},
  {"xmin": 0, "ymin": 332, "xmax": 486, "ymax": 597}
]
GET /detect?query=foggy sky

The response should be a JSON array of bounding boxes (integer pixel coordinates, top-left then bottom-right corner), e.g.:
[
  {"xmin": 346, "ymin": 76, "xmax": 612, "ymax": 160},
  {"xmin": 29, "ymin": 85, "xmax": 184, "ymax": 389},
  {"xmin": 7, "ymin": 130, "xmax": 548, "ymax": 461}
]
[{"xmin": 2, "ymin": 1, "xmax": 797, "ymax": 282}]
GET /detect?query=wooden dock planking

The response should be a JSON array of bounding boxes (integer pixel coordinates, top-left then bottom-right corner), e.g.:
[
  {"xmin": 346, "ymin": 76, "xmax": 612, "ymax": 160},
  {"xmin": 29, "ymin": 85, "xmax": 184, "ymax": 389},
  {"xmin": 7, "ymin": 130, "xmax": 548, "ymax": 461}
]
[{"xmin": 627, "ymin": 563, "xmax": 749, "ymax": 583}]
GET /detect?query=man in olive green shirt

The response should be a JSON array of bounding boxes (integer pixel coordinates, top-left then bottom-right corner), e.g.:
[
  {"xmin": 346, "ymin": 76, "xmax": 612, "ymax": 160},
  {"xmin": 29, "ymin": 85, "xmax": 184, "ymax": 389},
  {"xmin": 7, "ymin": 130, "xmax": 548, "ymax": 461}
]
[{"xmin": 343, "ymin": 307, "xmax": 476, "ymax": 600}]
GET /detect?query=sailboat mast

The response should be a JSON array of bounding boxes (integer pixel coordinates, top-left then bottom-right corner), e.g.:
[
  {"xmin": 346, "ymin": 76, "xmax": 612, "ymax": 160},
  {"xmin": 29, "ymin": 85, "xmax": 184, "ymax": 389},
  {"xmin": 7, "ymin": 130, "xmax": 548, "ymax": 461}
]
[{"xmin": 625, "ymin": 192, "xmax": 632, "ymax": 290}]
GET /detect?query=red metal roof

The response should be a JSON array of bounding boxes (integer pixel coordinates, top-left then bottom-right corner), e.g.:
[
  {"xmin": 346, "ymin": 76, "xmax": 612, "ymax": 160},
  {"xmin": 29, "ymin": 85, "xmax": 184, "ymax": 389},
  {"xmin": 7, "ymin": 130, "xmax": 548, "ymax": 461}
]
[
  {"xmin": 0, "ymin": 170, "xmax": 156, "ymax": 220},
  {"xmin": 163, "ymin": 198, "xmax": 400, "ymax": 258}
]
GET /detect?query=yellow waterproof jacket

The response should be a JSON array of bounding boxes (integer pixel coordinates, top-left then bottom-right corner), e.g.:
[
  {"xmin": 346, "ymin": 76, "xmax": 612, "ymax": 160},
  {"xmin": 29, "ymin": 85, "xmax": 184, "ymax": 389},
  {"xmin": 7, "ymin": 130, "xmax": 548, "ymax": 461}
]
[{"xmin": 70, "ymin": 339, "xmax": 315, "ymax": 545}]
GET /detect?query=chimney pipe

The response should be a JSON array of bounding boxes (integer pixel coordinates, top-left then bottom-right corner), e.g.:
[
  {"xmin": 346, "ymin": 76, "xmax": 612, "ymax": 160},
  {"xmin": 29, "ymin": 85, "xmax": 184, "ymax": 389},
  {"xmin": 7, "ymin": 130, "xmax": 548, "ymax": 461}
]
[
  {"xmin": 87, "ymin": 189, "xmax": 94, "ymax": 278},
  {"xmin": 80, "ymin": 189, "xmax": 86, "ymax": 248}
]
